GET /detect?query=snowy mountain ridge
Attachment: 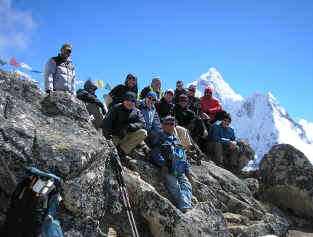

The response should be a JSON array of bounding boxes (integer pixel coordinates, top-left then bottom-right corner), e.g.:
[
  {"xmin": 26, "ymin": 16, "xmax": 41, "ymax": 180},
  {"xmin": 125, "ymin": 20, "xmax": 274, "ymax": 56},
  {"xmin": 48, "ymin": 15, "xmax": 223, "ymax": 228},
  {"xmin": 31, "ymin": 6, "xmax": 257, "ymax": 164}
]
[{"xmin": 190, "ymin": 67, "xmax": 313, "ymax": 163}]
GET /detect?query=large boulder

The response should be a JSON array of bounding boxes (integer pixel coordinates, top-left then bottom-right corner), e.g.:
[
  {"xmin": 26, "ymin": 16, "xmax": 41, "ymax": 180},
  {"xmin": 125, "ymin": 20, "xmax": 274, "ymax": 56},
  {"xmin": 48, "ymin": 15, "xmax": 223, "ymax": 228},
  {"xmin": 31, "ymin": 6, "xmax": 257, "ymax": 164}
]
[{"xmin": 259, "ymin": 144, "xmax": 313, "ymax": 220}]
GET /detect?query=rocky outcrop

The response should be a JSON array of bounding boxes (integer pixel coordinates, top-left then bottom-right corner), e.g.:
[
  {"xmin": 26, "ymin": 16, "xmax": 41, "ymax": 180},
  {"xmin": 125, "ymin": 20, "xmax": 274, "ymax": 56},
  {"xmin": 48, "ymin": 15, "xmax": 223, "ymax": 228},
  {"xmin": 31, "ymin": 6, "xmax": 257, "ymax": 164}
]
[
  {"xmin": 0, "ymin": 69, "xmax": 298, "ymax": 236},
  {"xmin": 259, "ymin": 144, "xmax": 313, "ymax": 220}
]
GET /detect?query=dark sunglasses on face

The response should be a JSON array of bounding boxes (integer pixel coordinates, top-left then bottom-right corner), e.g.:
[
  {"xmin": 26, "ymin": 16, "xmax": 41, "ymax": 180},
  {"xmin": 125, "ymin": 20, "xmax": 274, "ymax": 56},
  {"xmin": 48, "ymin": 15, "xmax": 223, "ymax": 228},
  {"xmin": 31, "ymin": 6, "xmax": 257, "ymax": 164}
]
[
  {"xmin": 65, "ymin": 49, "xmax": 72, "ymax": 53},
  {"xmin": 148, "ymin": 96, "xmax": 156, "ymax": 102},
  {"xmin": 165, "ymin": 121, "xmax": 175, "ymax": 126}
]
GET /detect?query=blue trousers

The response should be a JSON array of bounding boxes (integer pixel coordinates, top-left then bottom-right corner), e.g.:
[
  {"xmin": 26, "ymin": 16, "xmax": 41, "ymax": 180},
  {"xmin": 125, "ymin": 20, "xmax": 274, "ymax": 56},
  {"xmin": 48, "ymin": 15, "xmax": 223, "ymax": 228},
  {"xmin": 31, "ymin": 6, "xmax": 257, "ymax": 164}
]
[{"xmin": 163, "ymin": 173, "xmax": 192, "ymax": 211}]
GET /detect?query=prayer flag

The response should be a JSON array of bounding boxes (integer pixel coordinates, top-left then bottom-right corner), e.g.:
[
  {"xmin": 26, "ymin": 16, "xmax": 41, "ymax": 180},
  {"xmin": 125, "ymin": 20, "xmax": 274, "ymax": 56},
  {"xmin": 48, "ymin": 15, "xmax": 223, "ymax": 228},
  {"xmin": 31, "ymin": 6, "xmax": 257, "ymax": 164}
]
[
  {"xmin": 21, "ymin": 62, "xmax": 32, "ymax": 70},
  {"xmin": 9, "ymin": 58, "xmax": 20, "ymax": 67},
  {"xmin": 96, "ymin": 80, "xmax": 104, "ymax": 88},
  {"xmin": 104, "ymin": 82, "xmax": 111, "ymax": 91},
  {"xmin": 0, "ymin": 58, "xmax": 7, "ymax": 66}
]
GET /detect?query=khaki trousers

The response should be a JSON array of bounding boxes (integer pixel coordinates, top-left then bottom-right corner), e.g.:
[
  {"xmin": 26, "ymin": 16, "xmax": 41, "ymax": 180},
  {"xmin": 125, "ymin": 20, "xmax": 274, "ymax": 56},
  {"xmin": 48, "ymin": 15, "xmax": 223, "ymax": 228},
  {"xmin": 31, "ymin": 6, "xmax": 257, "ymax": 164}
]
[
  {"xmin": 112, "ymin": 129, "xmax": 147, "ymax": 154},
  {"xmin": 207, "ymin": 142, "xmax": 238, "ymax": 167}
]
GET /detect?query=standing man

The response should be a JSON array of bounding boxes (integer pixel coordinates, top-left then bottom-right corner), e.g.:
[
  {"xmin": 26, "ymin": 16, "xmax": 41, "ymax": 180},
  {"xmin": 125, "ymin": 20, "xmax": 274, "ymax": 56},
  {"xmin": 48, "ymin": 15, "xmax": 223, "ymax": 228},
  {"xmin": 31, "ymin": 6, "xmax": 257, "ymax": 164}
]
[
  {"xmin": 102, "ymin": 92, "xmax": 147, "ymax": 157},
  {"xmin": 44, "ymin": 43, "xmax": 75, "ymax": 94},
  {"xmin": 151, "ymin": 116, "xmax": 193, "ymax": 213},
  {"xmin": 206, "ymin": 113, "xmax": 239, "ymax": 169}
]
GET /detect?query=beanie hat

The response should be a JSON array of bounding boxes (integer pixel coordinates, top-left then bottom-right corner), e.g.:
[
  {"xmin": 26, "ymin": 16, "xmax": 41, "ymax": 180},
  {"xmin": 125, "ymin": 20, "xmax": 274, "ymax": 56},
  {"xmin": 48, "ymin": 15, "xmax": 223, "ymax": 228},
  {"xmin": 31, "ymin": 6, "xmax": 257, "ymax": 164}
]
[
  {"xmin": 152, "ymin": 77, "xmax": 161, "ymax": 83},
  {"xmin": 124, "ymin": 91, "xmax": 137, "ymax": 102},
  {"xmin": 146, "ymin": 91, "xmax": 157, "ymax": 100},
  {"xmin": 188, "ymin": 84, "xmax": 196, "ymax": 92},
  {"xmin": 179, "ymin": 94, "xmax": 188, "ymax": 102},
  {"xmin": 165, "ymin": 89, "xmax": 175, "ymax": 96},
  {"xmin": 84, "ymin": 79, "xmax": 97, "ymax": 91}
]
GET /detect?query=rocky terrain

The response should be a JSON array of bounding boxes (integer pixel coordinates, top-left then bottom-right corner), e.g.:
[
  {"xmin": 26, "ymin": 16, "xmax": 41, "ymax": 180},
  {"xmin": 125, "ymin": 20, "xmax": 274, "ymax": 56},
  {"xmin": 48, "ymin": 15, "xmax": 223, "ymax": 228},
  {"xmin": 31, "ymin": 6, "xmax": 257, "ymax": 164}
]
[{"xmin": 0, "ymin": 69, "xmax": 312, "ymax": 236}]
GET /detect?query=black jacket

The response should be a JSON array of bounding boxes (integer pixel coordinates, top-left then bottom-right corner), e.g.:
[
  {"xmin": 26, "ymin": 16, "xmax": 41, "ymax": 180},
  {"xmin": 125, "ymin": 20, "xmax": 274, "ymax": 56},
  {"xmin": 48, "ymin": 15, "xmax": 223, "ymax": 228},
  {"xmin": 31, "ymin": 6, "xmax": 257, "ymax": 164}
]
[
  {"xmin": 173, "ymin": 104, "xmax": 195, "ymax": 128},
  {"xmin": 155, "ymin": 97, "xmax": 174, "ymax": 120},
  {"xmin": 173, "ymin": 88, "xmax": 187, "ymax": 104},
  {"xmin": 76, "ymin": 89, "xmax": 106, "ymax": 115},
  {"xmin": 109, "ymin": 84, "xmax": 138, "ymax": 108},
  {"xmin": 140, "ymin": 86, "xmax": 162, "ymax": 100},
  {"xmin": 102, "ymin": 103, "xmax": 146, "ymax": 137}
]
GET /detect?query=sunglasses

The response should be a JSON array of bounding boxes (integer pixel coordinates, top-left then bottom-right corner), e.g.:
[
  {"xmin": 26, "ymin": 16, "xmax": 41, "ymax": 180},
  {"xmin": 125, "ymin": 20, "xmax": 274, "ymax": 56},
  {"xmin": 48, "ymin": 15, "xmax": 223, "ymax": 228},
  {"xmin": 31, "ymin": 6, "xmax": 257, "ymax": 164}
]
[
  {"xmin": 148, "ymin": 96, "xmax": 156, "ymax": 102},
  {"xmin": 177, "ymin": 85, "xmax": 183, "ymax": 87},
  {"xmin": 65, "ymin": 49, "xmax": 72, "ymax": 53},
  {"xmin": 165, "ymin": 121, "xmax": 175, "ymax": 126}
]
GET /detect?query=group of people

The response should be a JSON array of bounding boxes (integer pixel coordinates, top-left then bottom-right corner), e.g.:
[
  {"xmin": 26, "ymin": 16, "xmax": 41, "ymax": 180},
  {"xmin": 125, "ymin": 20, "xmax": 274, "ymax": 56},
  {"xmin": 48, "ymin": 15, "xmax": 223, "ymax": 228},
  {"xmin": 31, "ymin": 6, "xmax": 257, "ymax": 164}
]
[{"xmin": 44, "ymin": 44, "xmax": 240, "ymax": 214}]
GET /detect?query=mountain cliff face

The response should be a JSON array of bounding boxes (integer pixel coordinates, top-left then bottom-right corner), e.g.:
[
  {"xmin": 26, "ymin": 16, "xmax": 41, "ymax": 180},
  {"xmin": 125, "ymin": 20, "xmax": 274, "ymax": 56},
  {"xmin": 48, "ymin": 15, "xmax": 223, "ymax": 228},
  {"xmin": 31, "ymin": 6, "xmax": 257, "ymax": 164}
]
[{"xmin": 190, "ymin": 68, "xmax": 313, "ymax": 163}]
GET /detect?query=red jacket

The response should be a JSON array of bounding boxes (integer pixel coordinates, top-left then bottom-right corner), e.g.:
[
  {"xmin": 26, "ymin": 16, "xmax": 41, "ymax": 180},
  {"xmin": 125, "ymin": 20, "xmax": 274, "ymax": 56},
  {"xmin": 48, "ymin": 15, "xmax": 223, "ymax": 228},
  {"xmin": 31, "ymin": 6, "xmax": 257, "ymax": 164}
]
[{"xmin": 201, "ymin": 87, "xmax": 222, "ymax": 122}]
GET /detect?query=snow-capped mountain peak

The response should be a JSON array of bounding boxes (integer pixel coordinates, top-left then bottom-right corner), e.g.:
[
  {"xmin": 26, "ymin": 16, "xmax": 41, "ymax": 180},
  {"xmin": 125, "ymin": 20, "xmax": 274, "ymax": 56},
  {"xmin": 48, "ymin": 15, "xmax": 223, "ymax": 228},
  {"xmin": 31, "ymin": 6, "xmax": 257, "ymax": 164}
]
[{"xmin": 191, "ymin": 67, "xmax": 313, "ymax": 163}]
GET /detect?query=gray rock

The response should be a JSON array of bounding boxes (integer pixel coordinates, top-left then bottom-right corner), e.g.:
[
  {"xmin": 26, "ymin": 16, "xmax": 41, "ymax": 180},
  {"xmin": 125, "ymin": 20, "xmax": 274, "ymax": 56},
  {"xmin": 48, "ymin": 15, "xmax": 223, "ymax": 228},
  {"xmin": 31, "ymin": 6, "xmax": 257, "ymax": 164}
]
[{"xmin": 259, "ymin": 144, "xmax": 313, "ymax": 220}]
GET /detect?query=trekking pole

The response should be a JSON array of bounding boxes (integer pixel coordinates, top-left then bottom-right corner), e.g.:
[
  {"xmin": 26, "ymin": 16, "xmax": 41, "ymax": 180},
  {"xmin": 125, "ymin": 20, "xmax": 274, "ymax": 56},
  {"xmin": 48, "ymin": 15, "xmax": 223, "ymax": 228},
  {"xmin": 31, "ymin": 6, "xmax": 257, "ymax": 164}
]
[{"xmin": 111, "ymin": 153, "xmax": 140, "ymax": 237}]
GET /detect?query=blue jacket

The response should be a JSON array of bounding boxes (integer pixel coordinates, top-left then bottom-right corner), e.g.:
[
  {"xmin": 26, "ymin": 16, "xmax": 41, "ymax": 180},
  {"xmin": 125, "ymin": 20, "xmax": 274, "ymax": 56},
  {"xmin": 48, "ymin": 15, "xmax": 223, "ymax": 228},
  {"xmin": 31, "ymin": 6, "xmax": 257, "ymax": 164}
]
[
  {"xmin": 137, "ymin": 100, "xmax": 161, "ymax": 133},
  {"xmin": 152, "ymin": 131, "xmax": 190, "ymax": 176},
  {"xmin": 211, "ymin": 123, "xmax": 237, "ymax": 145}
]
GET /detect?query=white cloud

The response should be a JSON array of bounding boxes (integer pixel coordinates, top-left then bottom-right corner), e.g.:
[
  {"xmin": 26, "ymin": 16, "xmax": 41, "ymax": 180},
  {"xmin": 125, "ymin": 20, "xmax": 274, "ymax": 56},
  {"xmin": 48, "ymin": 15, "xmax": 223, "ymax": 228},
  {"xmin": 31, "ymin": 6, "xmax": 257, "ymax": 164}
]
[
  {"xmin": 299, "ymin": 119, "xmax": 313, "ymax": 143},
  {"xmin": 0, "ymin": 0, "xmax": 36, "ymax": 52}
]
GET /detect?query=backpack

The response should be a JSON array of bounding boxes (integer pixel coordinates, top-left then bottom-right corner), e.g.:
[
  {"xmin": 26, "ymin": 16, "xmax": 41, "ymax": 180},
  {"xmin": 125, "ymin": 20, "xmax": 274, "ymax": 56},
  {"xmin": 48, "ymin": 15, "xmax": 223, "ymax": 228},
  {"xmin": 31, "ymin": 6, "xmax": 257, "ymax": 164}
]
[
  {"xmin": 160, "ymin": 133, "xmax": 188, "ymax": 177},
  {"xmin": 2, "ymin": 167, "xmax": 63, "ymax": 237}
]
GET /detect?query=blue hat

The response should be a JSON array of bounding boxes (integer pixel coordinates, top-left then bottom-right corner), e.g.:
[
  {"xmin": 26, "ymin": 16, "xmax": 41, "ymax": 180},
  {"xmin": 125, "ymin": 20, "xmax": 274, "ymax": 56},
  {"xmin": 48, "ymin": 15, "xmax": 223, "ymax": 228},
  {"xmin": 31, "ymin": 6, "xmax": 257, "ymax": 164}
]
[{"xmin": 146, "ymin": 91, "xmax": 157, "ymax": 100}]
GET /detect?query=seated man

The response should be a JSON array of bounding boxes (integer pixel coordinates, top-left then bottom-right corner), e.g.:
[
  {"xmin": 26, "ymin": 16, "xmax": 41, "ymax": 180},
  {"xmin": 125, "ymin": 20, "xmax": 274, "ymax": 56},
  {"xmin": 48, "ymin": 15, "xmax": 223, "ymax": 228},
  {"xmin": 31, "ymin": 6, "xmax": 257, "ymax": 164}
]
[
  {"xmin": 102, "ymin": 92, "xmax": 147, "ymax": 157},
  {"xmin": 137, "ymin": 91, "xmax": 161, "ymax": 147},
  {"xmin": 173, "ymin": 94, "xmax": 195, "ymax": 129},
  {"xmin": 77, "ymin": 79, "xmax": 107, "ymax": 131},
  {"xmin": 173, "ymin": 80, "xmax": 187, "ymax": 104},
  {"xmin": 140, "ymin": 76, "xmax": 162, "ymax": 101},
  {"xmin": 106, "ymin": 73, "xmax": 138, "ymax": 108},
  {"xmin": 151, "ymin": 116, "xmax": 192, "ymax": 213},
  {"xmin": 206, "ymin": 113, "xmax": 239, "ymax": 169},
  {"xmin": 201, "ymin": 87, "xmax": 222, "ymax": 124},
  {"xmin": 155, "ymin": 89, "xmax": 175, "ymax": 120},
  {"xmin": 186, "ymin": 84, "xmax": 198, "ymax": 107}
]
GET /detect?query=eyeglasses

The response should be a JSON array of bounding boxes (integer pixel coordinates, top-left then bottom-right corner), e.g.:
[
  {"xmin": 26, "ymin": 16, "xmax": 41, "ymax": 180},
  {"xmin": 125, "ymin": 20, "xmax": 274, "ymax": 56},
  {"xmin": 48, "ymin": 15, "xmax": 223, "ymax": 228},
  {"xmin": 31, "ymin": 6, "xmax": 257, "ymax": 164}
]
[{"xmin": 148, "ymin": 96, "xmax": 156, "ymax": 102}]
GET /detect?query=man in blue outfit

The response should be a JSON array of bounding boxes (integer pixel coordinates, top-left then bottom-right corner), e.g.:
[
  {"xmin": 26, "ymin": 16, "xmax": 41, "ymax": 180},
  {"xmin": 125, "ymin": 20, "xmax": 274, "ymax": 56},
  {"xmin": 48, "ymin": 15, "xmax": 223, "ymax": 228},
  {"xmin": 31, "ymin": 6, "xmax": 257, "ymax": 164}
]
[
  {"xmin": 152, "ymin": 116, "xmax": 192, "ymax": 213},
  {"xmin": 207, "ymin": 113, "xmax": 239, "ymax": 169},
  {"xmin": 137, "ymin": 91, "xmax": 161, "ymax": 147}
]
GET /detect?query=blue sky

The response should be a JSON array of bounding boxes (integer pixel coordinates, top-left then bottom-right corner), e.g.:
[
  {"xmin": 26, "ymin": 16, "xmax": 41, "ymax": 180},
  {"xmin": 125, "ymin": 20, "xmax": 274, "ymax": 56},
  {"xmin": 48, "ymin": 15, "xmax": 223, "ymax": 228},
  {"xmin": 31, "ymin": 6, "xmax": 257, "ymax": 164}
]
[{"xmin": 0, "ymin": 0, "xmax": 312, "ymax": 126}]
